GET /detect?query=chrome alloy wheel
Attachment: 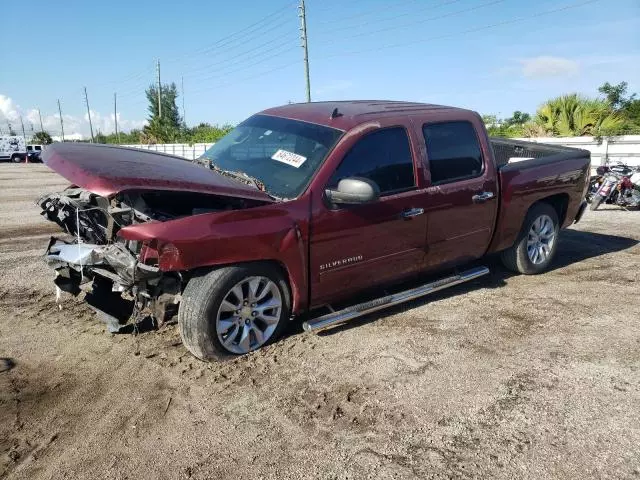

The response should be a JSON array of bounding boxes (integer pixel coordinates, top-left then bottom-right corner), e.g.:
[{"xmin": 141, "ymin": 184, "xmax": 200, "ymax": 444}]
[
  {"xmin": 527, "ymin": 214, "xmax": 556, "ymax": 265},
  {"xmin": 216, "ymin": 276, "xmax": 282, "ymax": 354}
]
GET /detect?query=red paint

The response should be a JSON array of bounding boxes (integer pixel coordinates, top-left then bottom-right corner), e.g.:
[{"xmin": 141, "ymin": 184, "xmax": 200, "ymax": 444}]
[
  {"xmin": 47, "ymin": 101, "xmax": 589, "ymax": 315},
  {"xmin": 42, "ymin": 143, "xmax": 274, "ymax": 202}
]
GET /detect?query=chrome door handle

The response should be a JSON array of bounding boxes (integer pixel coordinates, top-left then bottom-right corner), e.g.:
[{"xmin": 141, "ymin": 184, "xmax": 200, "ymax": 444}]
[
  {"xmin": 472, "ymin": 191, "xmax": 495, "ymax": 203},
  {"xmin": 401, "ymin": 208, "xmax": 424, "ymax": 218}
]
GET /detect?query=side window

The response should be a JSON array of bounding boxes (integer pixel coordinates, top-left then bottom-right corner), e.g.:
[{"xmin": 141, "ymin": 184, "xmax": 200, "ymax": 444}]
[
  {"xmin": 422, "ymin": 121, "xmax": 483, "ymax": 185},
  {"xmin": 328, "ymin": 127, "xmax": 414, "ymax": 194}
]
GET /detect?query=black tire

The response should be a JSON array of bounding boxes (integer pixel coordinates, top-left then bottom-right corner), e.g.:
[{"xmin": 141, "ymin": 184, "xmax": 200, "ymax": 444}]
[
  {"xmin": 590, "ymin": 194, "xmax": 604, "ymax": 211},
  {"xmin": 178, "ymin": 263, "xmax": 291, "ymax": 361},
  {"xmin": 11, "ymin": 154, "xmax": 23, "ymax": 163},
  {"xmin": 500, "ymin": 202, "xmax": 559, "ymax": 275}
]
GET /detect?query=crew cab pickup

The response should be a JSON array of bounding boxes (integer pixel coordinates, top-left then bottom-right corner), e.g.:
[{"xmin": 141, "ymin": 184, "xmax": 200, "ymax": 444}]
[{"xmin": 39, "ymin": 101, "xmax": 590, "ymax": 360}]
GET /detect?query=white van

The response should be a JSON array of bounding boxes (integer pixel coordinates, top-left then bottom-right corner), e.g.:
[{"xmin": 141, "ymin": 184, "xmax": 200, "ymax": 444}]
[{"xmin": 0, "ymin": 136, "xmax": 27, "ymax": 162}]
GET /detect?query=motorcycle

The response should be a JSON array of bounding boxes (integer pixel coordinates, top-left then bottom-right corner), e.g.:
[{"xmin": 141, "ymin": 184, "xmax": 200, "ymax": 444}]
[{"xmin": 590, "ymin": 163, "xmax": 640, "ymax": 210}]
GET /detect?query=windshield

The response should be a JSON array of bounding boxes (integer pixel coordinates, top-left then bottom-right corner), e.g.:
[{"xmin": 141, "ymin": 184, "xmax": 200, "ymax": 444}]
[{"xmin": 199, "ymin": 114, "xmax": 343, "ymax": 199}]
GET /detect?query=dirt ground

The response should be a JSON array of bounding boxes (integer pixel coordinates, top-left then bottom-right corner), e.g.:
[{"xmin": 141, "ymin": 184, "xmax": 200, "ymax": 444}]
[{"xmin": 0, "ymin": 163, "xmax": 639, "ymax": 480}]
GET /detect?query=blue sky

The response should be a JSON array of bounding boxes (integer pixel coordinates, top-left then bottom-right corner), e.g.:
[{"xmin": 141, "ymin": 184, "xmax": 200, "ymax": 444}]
[{"xmin": 0, "ymin": 0, "xmax": 638, "ymax": 138}]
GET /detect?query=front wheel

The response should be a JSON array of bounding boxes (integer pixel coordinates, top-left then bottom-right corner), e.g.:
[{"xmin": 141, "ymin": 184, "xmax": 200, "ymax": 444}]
[
  {"xmin": 590, "ymin": 194, "xmax": 604, "ymax": 211},
  {"xmin": 11, "ymin": 154, "xmax": 23, "ymax": 163},
  {"xmin": 178, "ymin": 263, "xmax": 291, "ymax": 361},
  {"xmin": 500, "ymin": 203, "xmax": 559, "ymax": 275}
]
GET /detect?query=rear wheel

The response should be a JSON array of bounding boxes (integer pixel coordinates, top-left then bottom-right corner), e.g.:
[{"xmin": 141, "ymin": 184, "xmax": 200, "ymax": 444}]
[
  {"xmin": 501, "ymin": 203, "xmax": 559, "ymax": 275},
  {"xmin": 11, "ymin": 154, "xmax": 23, "ymax": 163},
  {"xmin": 590, "ymin": 194, "xmax": 604, "ymax": 211},
  {"xmin": 178, "ymin": 263, "xmax": 291, "ymax": 361}
]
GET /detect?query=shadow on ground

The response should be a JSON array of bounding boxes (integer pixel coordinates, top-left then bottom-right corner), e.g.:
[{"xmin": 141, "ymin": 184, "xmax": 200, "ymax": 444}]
[{"xmin": 295, "ymin": 229, "xmax": 638, "ymax": 337}]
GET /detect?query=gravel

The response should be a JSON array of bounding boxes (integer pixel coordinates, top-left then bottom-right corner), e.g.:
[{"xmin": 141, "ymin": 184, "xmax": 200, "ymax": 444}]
[{"xmin": 1, "ymin": 163, "xmax": 639, "ymax": 479}]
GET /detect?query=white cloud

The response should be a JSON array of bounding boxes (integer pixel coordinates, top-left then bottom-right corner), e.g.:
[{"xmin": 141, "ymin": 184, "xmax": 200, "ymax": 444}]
[
  {"xmin": 0, "ymin": 94, "xmax": 146, "ymax": 140},
  {"xmin": 519, "ymin": 56, "xmax": 580, "ymax": 78}
]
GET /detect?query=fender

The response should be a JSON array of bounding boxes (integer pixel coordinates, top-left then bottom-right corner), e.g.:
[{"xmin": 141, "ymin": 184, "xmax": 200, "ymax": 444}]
[{"xmin": 118, "ymin": 199, "xmax": 311, "ymax": 313}]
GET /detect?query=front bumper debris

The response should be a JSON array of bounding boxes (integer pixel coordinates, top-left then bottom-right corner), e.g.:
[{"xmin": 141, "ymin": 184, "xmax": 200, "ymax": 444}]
[{"xmin": 44, "ymin": 237, "xmax": 180, "ymax": 333}]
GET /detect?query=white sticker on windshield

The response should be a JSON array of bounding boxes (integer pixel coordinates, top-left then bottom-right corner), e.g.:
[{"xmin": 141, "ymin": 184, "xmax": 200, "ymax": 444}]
[{"xmin": 271, "ymin": 149, "xmax": 307, "ymax": 168}]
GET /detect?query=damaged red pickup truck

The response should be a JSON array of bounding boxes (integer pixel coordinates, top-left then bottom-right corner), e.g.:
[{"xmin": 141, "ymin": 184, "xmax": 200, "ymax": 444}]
[{"xmin": 40, "ymin": 101, "xmax": 590, "ymax": 360}]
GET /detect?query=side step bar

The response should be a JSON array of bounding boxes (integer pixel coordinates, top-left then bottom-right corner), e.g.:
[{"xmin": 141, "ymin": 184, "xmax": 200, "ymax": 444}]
[{"xmin": 302, "ymin": 266, "xmax": 489, "ymax": 333}]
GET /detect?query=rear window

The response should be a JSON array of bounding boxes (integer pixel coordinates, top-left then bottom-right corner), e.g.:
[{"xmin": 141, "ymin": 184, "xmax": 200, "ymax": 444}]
[{"xmin": 422, "ymin": 121, "xmax": 483, "ymax": 185}]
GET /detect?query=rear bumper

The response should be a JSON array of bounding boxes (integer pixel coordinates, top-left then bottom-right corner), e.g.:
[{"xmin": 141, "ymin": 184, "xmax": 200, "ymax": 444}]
[{"xmin": 574, "ymin": 200, "xmax": 587, "ymax": 224}]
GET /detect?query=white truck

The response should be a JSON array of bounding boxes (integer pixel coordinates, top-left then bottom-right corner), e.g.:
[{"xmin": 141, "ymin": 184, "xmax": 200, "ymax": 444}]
[{"xmin": 0, "ymin": 135, "xmax": 27, "ymax": 162}]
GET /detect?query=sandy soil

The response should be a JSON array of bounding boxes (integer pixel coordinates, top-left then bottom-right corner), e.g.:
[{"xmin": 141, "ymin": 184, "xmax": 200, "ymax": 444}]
[{"xmin": 1, "ymin": 163, "xmax": 639, "ymax": 479}]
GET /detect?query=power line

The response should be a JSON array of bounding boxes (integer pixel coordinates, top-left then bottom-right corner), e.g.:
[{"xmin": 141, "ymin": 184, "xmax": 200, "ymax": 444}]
[
  {"xmin": 316, "ymin": 0, "xmax": 507, "ymax": 44},
  {"xmin": 184, "ymin": 33, "xmax": 297, "ymax": 78},
  {"xmin": 164, "ymin": 1, "xmax": 297, "ymax": 64},
  {"xmin": 316, "ymin": 0, "xmax": 464, "ymax": 31},
  {"xmin": 184, "ymin": 43, "xmax": 299, "ymax": 84},
  {"xmin": 318, "ymin": 0, "xmax": 603, "ymax": 59},
  {"xmin": 188, "ymin": 60, "xmax": 301, "ymax": 97}
]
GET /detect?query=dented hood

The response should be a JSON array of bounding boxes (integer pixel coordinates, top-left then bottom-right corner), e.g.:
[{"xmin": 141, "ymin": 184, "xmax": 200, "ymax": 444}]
[{"xmin": 42, "ymin": 143, "xmax": 274, "ymax": 202}]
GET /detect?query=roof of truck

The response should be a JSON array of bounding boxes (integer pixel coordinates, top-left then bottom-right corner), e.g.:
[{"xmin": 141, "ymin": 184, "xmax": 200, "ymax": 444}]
[{"xmin": 260, "ymin": 100, "xmax": 471, "ymax": 131}]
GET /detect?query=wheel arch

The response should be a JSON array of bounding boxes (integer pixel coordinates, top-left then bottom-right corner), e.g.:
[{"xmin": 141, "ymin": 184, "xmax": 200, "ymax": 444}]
[
  {"xmin": 184, "ymin": 259, "xmax": 297, "ymax": 314},
  {"xmin": 537, "ymin": 193, "xmax": 569, "ymax": 227}
]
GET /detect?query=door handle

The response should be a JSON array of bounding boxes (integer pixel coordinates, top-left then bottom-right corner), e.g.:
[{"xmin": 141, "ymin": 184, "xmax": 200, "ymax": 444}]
[
  {"xmin": 472, "ymin": 191, "xmax": 495, "ymax": 203},
  {"xmin": 401, "ymin": 208, "xmax": 424, "ymax": 218}
]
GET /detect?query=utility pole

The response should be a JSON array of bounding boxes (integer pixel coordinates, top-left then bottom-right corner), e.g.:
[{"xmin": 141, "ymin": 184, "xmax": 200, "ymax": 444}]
[
  {"xmin": 299, "ymin": 0, "xmax": 311, "ymax": 102},
  {"xmin": 157, "ymin": 59, "xmax": 162, "ymax": 118},
  {"xmin": 83, "ymin": 87, "xmax": 95, "ymax": 142},
  {"xmin": 57, "ymin": 99, "xmax": 65, "ymax": 141},
  {"xmin": 181, "ymin": 75, "xmax": 186, "ymax": 126},
  {"xmin": 20, "ymin": 116, "xmax": 27, "ymax": 146},
  {"xmin": 38, "ymin": 108, "xmax": 44, "ymax": 133},
  {"xmin": 114, "ymin": 92, "xmax": 120, "ymax": 143}
]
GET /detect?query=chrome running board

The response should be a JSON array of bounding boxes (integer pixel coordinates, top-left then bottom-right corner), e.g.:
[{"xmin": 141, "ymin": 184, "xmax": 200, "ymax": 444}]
[{"xmin": 302, "ymin": 266, "xmax": 489, "ymax": 333}]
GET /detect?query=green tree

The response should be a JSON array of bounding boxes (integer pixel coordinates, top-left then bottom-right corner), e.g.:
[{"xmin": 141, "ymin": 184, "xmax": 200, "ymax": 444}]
[
  {"xmin": 532, "ymin": 94, "xmax": 623, "ymax": 137},
  {"xmin": 32, "ymin": 131, "xmax": 53, "ymax": 145},
  {"xmin": 482, "ymin": 112, "xmax": 532, "ymax": 137},
  {"xmin": 183, "ymin": 123, "xmax": 234, "ymax": 143},
  {"xmin": 598, "ymin": 81, "xmax": 635, "ymax": 110},
  {"xmin": 143, "ymin": 82, "xmax": 182, "ymax": 143},
  {"xmin": 505, "ymin": 111, "xmax": 531, "ymax": 127},
  {"xmin": 598, "ymin": 81, "xmax": 640, "ymax": 134}
]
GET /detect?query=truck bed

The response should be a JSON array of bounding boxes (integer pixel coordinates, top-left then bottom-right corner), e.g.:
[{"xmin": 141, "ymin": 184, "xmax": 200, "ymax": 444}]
[
  {"xmin": 487, "ymin": 138, "xmax": 591, "ymax": 254},
  {"xmin": 490, "ymin": 137, "xmax": 589, "ymax": 169}
]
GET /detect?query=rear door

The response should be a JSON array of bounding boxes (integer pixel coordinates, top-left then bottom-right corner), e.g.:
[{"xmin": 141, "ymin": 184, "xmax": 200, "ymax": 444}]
[
  {"xmin": 420, "ymin": 120, "xmax": 498, "ymax": 268},
  {"xmin": 309, "ymin": 125, "xmax": 428, "ymax": 306}
]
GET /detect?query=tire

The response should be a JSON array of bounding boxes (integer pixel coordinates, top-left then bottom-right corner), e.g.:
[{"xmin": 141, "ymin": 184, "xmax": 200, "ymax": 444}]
[
  {"xmin": 590, "ymin": 194, "xmax": 604, "ymax": 211},
  {"xmin": 178, "ymin": 263, "xmax": 291, "ymax": 361},
  {"xmin": 500, "ymin": 202, "xmax": 559, "ymax": 275},
  {"xmin": 11, "ymin": 154, "xmax": 23, "ymax": 163}
]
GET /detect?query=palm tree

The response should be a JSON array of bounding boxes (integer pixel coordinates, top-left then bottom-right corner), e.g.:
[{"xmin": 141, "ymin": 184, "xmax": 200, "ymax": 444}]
[{"xmin": 527, "ymin": 94, "xmax": 623, "ymax": 137}]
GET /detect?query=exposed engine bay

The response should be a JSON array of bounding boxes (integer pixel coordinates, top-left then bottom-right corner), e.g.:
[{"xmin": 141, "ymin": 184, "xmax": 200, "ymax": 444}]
[{"xmin": 39, "ymin": 187, "xmax": 256, "ymax": 332}]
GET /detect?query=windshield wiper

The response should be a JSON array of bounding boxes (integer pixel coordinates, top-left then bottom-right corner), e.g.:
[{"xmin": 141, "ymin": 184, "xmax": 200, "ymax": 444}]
[{"xmin": 209, "ymin": 163, "xmax": 281, "ymax": 200}]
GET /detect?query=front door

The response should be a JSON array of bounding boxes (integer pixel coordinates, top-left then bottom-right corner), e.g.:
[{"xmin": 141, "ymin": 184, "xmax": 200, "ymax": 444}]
[{"xmin": 309, "ymin": 126, "xmax": 428, "ymax": 306}]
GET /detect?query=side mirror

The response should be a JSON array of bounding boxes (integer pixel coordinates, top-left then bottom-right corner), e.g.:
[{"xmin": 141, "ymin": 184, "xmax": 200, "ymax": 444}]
[{"xmin": 325, "ymin": 177, "xmax": 380, "ymax": 205}]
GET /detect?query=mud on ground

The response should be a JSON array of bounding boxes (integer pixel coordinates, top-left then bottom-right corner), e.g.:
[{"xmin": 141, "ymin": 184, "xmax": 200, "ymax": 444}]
[{"xmin": 0, "ymin": 164, "xmax": 639, "ymax": 479}]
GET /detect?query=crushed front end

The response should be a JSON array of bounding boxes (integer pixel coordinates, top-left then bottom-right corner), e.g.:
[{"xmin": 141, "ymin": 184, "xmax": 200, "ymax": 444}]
[{"xmin": 39, "ymin": 187, "xmax": 247, "ymax": 332}]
